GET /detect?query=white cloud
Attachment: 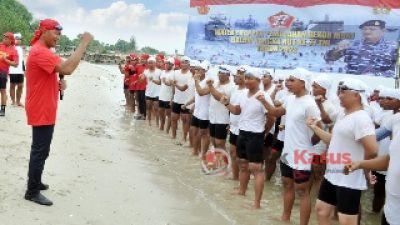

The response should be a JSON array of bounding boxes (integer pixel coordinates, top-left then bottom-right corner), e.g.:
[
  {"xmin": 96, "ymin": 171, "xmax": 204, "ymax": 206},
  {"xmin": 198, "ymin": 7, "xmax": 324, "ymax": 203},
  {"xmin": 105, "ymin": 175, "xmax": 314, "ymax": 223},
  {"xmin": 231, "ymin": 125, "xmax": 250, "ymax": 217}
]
[{"xmin": 17, "ymin": 0, "xmax": 189, "ymax": 54}]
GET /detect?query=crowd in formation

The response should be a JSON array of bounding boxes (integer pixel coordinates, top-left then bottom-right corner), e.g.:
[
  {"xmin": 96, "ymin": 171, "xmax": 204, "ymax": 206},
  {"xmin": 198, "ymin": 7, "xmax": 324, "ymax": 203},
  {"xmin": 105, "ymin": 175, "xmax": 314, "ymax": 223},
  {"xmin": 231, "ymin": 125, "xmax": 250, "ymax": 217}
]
[
  {"xmin": 0, "ymin": 22, "xmax": 399, "ymax": 224},
  {"xmin": 119, "ymin": 53, "xmax": 399, "ymax": 225}
]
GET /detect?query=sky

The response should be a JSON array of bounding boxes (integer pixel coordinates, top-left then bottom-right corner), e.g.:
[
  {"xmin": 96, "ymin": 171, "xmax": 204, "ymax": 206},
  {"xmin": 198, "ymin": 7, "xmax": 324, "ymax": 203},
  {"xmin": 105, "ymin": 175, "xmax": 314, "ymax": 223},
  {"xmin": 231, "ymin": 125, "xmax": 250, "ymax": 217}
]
[{"xmin": 17, "ymin": 0, "xmax": 194, "ymax": 54}]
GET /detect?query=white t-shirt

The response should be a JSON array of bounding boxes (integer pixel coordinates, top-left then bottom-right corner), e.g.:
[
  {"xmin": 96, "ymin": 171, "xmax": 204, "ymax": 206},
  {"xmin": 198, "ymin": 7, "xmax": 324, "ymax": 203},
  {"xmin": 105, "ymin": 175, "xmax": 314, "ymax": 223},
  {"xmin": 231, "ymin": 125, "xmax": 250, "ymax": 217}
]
[
  {"xmin": 384, "ymin": 133, "xmax": 400, "ymax": 225},
  {"xmin": 144, "ymin": 69, "xmax": 161, "ymax": 98},
  {"xmin": 173, "ymin": 70, "xmax": 191, "ymax": 104},
  {"xmin": 384, "ymin": 113, "xmax": 400, "ymax": 138},
  {"xmin": 209, "ymin": 81, "xmax": 235, "ymax": 124},
  {"xmin": 9, "ymin": 46, "xmax": 24, "ymax": 74},
  {"xmin": 281, "ymin": 94, "xmax": 321, "ymax": 171},
  {"xmin": 193, "ymin": 79, "xmax": 210, "ymax": 121},
  {"xmin": 159, "ymin": 70, "xmax": 174, "ymax": 102},
  {"xmin": 229, "ymin": 86, "xmax": 247, "ymax": 135},
  {"xmin": 313, "ymin": 99, "xmax": 339, "ymax": 155},
  {"xmin": 325, "ymin": 110, "xmax": 375, "ymax": 190},
  {"xmin": 238, "ymin": 90, "xmax": 273, "ymax": 133}
]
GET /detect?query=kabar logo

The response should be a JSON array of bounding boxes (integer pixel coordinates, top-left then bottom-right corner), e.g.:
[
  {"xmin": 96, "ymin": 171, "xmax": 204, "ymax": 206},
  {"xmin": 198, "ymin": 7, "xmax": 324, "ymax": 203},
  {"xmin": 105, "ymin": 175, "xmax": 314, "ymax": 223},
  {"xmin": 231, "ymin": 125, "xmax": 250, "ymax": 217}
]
[
  {"xmin": 268, "ymin": 11, "xmax": 295, "ymax": 29},
  {"xmin": 201, "ymin": 147, "xmax": 231, "ymax": 176}
]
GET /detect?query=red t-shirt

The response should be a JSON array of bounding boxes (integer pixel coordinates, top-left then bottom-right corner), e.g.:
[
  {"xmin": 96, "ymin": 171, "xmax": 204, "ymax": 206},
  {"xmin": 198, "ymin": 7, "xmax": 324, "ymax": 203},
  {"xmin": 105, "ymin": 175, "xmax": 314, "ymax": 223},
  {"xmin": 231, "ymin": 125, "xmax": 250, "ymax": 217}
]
[
  {"xmin": 123, "ymin": 64, "xmax": 130, "ymax": 85},
  {"xmin": 134, "ymin": 64, "xmax": 147, "ymax": 91},
  {"xmin": 25, "ymin": 42, "xmax": 61, "ymax": 126},
  {"xmin": 0, "ymin": 43, "xmax": 19, "ymax": 74}
]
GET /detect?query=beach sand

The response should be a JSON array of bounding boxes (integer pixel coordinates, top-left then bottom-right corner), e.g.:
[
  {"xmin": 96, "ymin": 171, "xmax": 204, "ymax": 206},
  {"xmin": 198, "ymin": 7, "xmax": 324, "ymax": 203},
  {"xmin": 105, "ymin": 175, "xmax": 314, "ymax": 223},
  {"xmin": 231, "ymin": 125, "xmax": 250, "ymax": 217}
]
[{"xmin": 0, "ymin": 62, "xmax": 380, "ymax": 225}]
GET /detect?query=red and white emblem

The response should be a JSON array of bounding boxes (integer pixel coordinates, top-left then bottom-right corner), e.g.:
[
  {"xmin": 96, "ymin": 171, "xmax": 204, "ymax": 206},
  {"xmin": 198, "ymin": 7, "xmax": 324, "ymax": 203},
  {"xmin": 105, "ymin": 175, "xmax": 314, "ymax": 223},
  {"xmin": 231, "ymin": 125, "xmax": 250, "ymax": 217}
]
[{"xmin": 268, "ymin": 11, "xmax": 295, "ymax": 28}]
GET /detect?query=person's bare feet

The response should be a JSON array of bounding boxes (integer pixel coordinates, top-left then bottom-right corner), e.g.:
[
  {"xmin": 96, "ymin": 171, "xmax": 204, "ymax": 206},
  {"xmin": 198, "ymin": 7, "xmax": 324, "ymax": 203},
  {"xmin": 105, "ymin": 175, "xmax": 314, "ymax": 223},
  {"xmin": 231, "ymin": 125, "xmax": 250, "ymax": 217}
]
[
  {"xmin": 231, "ymin": 189, "xmax": 245, "ymax": 196},
  {"xmin": 244, "ymin": 202, "xmax": 261, "ymax": 210},
  {"xmin": 11, "ymin": 101, "xmax": 16, "ymax": 106},
  {"xmin": 270, "ymin": 215, "xmax": 290, "ymax": 223},
  {"xmin": 17, "ymin": 102, "xmax": 24, "ymax": 107}
]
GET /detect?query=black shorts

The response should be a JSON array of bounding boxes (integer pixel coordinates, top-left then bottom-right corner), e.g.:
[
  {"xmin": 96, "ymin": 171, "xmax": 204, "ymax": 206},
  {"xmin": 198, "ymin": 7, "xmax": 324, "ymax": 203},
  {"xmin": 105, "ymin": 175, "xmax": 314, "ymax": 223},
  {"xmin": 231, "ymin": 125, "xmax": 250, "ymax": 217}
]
[
  {"xmin": 129, "ymin": 90, "xmax": 135, "ymax": 95},
  {"xmin": 172, "ymin": 102, "xmax": 190, "ymax": 114},
  {"xmin": 229, "ymin": 132, "xmax": 238, "ymax": 146},
  {"xmin": 372, "ymin": 171, "xmax": 386, "ymax": 184},
  {"xmin": 0, "ymin": 72, "xmax": 7, "ymax": 89},
  {"xmin": 382, "ymin": 213, "xmax": 390, "ymax": 225},
  {"xmin": 236, "ymin": 130, "xmax": 265, "ymax": 163},
  {"xmin": 159, "ymin": 100, "xmax": 171, "ymax": 109},
  {"xmin": 146, "ymin": 96, "xmax": 159, "ymax": 101},
  {"xmin": 280, "ymin": 161, "xmax": 311, "ymax": 184},
  {"xmin": 318, "ymin": 178, "xmax": 361, "ymax": 215},
  {"xmin": 209, "ymin": 123, "xmax": 228, "ymax": 140},
  {"xmin": 264, "ymin": 132, "xmax": 275, "ymax": 148},
  {"xmin": 123, "ymin": 84, "xmax": 128, "ymax": 90},
  {"xmin": 191, "ymin": 116, "xmax": 209, "ymax": 129},
  {"xmin": 271, "ymin": 140, "xmax": 284, "ymax": 153},
  {"xmin": 10, "ymin": 74, "xmax": 24, "ymax": 84}
]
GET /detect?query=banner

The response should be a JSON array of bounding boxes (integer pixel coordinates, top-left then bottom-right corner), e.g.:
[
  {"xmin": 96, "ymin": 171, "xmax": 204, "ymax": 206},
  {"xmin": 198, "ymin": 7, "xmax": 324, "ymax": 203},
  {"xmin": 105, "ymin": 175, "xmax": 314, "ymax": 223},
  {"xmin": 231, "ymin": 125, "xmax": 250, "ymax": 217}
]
[{"xmin": 185, "ymin": 1, "xmax": 400, "ymax": 77}]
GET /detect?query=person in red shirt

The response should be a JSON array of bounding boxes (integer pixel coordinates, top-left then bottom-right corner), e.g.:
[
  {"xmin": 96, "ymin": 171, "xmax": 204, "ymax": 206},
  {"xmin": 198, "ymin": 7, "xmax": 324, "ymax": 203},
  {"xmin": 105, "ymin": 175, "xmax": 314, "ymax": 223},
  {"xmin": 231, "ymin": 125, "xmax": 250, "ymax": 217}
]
[
  {"xmin": 118, "ymin": 55, "xmax": 131, "ymax": 109},
  {"xmin": 156, "ymin": 53, "xmax": 165, "ymax": 70},
  {"xmin": 134, "ymin": 54, "xmax": 148, "ymax": 120},
  {"xmin": 25, "ymin": 19, "xmax": 93, "ymax": 206},
  {"xmin": 0, "ymin": 32, "xmax": 19, "ymax": 116},
  {"xmin": 127, "ymin": 54, "xmax": 139, "ymax": 112}
]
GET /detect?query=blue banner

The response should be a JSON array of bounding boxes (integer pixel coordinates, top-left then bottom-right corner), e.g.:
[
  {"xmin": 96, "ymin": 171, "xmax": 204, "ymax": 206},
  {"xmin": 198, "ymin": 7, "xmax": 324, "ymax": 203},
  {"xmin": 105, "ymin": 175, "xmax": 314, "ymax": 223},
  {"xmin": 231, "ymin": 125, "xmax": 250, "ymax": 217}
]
[{"xmin": 185, "ymin": 4, "xmax": 400, "ymax": 77}]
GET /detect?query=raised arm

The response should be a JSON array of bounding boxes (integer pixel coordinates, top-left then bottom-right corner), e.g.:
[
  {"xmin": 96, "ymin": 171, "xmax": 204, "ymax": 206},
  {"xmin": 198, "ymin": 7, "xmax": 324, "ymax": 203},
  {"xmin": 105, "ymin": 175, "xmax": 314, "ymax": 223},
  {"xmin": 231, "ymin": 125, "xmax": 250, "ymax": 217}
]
[{"xmin": 56, "ymin": 32, "xmax": 93, "ymax": 75}]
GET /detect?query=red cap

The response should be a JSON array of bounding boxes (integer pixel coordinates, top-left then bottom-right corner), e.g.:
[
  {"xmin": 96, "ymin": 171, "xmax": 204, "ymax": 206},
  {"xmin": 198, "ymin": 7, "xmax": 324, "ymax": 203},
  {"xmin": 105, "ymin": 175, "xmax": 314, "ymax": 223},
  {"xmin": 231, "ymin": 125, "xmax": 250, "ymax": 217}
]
[
  {"xmin": 38, "ymin": 19, "xmax": 63, "ymax": 31},
  {"xmin": 3, "ymin": 32, "xmax": 15, "ymax": 45},
  {"xmin": 30, "ymin": 18, "xmax": 62, "ymax": 46},
  {"xmin": 156, "ymin": 53, "xmax": 165, "ymax": 61},
  {"xmin": 129, "ymin": 53, "xmax": 139, "ymax": 60},
  {"xmin": 141, "ymin": 54, "xmax": 150, "ymax": 60}
]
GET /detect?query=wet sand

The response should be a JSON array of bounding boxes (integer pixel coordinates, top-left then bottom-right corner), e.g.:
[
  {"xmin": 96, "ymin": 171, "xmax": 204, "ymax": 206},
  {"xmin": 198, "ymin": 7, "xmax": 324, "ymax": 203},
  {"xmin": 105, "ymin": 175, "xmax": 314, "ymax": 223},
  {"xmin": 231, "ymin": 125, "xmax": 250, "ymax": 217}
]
[{"xmin": 0, "ymin": 62, "xmax": 381, "ymax": 225}]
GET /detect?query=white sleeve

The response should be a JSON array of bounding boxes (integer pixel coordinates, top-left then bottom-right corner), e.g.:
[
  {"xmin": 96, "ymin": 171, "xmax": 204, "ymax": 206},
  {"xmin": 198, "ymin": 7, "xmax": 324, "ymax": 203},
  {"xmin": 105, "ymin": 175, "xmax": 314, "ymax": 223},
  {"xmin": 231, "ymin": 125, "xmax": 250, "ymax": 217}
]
[
  {"xmin": 306, "ymin": 102, "xmax": 321, "ymax": 120},
  {"xmin": 354, "ymin": 114, "xmax": 376, "ymax": 140}
]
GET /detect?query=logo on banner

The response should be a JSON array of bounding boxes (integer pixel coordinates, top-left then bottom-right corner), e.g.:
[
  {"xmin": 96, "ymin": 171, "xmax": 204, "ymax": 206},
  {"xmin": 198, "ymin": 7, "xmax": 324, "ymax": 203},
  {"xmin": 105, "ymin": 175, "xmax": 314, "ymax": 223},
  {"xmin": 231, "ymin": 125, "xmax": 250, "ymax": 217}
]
[
  {"xmin": 268, "ymin": 11, "xmax": 295, "ymax": 29},
  {"xmin": 201, "ymin": 147, "xmax": 231, "ymax": 176},
  {"xmin": 197, "ymin": 5, "xmax": 210, "ymax": 15}
]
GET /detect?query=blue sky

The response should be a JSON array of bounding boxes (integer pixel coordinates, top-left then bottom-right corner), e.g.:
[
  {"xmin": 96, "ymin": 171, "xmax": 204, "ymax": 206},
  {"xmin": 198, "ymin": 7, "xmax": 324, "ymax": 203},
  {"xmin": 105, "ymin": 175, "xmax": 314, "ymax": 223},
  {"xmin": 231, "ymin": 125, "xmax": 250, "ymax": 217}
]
[{"xmin": 18, "ymin": 0, "xmax": 194, "ymax": 53}]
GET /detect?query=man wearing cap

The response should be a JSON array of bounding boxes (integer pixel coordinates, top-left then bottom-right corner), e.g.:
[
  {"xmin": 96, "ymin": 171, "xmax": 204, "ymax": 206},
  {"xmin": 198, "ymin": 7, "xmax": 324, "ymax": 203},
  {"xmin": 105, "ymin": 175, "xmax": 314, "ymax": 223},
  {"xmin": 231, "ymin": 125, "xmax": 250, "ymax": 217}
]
[
  {"xmin": 144, "ymin": 56, "xmax": 161, "ymax": 126},
  {"xmin": 171, "ymin": 56, "xmax": 192, "ymax": 144},
  {"xmin": 207, "ymin": 66, "xmax": 235, "ymax": 150},
  {"xmin": 308, "ymin": 78, "xmax": 378, "ymax": 225},
  {"xmin": 311, "ymin": 75, "xmax": 338, "ymax": 194},
  {"xmin": 325, "ymin": 20, "xmax": 397, "ymax": 77},
  {"xmin": 0, "ymin": 32, "xmax": 19, "ymax": 116},
  {"xmin": 133, "ymin": 54, "xmax": 148, "ymax": 120},
  {"xmin": 9, "ymin": 33, "xmax": 25, "ymax": 107},
  {"xmin": 221, "ymin": 68, "xmax": 275, "ymax": 209},
  {"xmin": 118, "ymin": 55, "xmax": 132, "ymax": 109},
  {"xmin": 262, "ymin": 68, "xmax": 321, "ymax": 225},
  {"xmin": 25, "ymin": 19, "xmax": 93, "ymax": 206},
  {"xmin": 158, "ymin": 57, "xmax": 175, "ymax": 133}
]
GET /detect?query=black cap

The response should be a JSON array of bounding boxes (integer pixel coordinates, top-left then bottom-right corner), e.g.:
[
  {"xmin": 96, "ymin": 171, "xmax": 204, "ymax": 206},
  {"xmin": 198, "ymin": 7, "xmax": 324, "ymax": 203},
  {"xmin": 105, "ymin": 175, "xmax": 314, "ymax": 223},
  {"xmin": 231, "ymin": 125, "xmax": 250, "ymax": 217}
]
[{"xmin": 359, "ymin": 20, "xmax": 385, "ymax": 29}]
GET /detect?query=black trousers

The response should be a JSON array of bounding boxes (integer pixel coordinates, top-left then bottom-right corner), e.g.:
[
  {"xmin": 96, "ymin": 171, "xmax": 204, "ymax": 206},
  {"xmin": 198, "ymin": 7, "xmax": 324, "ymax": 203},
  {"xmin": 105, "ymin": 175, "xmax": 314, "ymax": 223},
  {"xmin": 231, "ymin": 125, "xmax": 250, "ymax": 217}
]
[
  {"xmin": 26, "ymin": 125, "xmax": 55, "ymax": 196},
  {"xmin": 136, "ymin": 90, "xmax": 146, "ymax": 117}
]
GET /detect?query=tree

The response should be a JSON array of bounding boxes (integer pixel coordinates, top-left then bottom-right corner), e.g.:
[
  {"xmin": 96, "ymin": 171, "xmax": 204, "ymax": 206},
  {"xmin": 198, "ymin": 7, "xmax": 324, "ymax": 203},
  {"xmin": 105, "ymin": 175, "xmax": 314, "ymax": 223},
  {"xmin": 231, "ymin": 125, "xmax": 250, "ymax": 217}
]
[
  {"xmin": 0, "ymin": 0, "xmax": 34, "ymax": 45},
  {"xmin": 140, "ymin": 46, "xmax": 160, "ymax": 55}
]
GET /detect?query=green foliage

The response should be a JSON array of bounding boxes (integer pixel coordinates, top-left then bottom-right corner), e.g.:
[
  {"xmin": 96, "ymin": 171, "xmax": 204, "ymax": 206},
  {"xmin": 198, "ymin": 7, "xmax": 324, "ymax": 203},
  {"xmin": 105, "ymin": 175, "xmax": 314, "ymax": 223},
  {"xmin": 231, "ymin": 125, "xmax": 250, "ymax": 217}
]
[
  {"xmin": 140, "ymin": 46, "xmax": 161, "ymax": 55},
  {"xmin": 0, "ymin": 0, "xmax": 34, "ymax": 45},
  {"xmin": 0, "ymin": 1, "xmax": 163, "ymax": 54}
]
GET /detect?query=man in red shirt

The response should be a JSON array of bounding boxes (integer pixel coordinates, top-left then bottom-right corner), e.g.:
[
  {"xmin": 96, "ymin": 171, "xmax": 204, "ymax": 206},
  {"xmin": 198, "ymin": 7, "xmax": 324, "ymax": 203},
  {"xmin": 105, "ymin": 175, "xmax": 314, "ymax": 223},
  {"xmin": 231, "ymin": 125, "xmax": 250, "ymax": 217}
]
[
  {"xmin": 0, "ymin": 32, "xmax": 19, "ymax": 116},
  {"xmin": 134, "ymin": 54, "xmax": 148, "ymax": 120},
  {"xmin": 118, "ymin": 55, "xmax": 131, "ymax": 109},
  {"xmin": 25, "ymin": 19, "xmax": 93, "ymax": 206}
]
